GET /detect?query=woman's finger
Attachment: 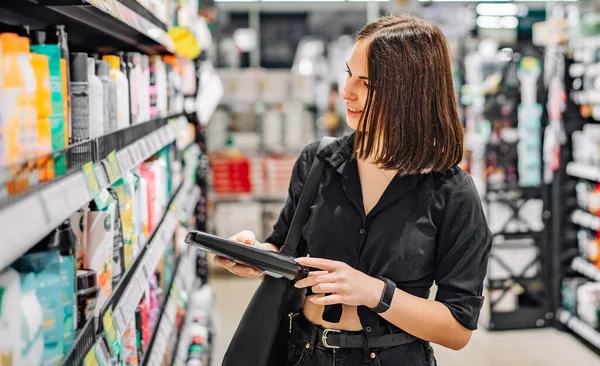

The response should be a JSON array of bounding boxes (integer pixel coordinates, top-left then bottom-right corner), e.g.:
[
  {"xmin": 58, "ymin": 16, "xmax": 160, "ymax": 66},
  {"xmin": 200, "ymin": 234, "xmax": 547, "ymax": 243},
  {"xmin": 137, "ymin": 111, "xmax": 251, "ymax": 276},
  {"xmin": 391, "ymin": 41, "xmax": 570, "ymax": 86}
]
[
  {"xmin": 310, "ymin": 294, "xmax": 343, "ymax": 306},
  {"xmin": 295, "ymin": 257, "xmax": 342, "ymax": 271},
  {"xmin": 214, "ymin": 255, "xmax": 235, "ymax": 268},
  {"xmin": 295, "ymin": 272, "xmax": 335, "ymax": 289},
  {"xmin": 311, "ymin": 283, "xmax": 340, "ymax": 294},
  {"xmin": 230, "ymin": 230, "xmax": 256, "ymax": 245}
]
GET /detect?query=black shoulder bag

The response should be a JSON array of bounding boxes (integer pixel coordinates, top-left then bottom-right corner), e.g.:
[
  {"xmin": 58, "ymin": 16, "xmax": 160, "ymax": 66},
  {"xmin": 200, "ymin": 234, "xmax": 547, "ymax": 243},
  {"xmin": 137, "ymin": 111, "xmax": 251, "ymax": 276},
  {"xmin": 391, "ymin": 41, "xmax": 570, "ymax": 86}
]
[{"xmin": 222, "ymin": 137, "xmax": 334, "ymax": 366}]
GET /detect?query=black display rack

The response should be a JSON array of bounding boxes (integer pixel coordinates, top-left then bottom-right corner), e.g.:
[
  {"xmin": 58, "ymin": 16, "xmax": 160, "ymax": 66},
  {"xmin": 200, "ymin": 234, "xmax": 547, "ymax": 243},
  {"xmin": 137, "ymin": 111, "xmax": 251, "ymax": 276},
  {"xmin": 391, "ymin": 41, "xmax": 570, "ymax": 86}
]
[{"xmin": 0, "ymin": 0, "xmax": 174, "ymax": 54}]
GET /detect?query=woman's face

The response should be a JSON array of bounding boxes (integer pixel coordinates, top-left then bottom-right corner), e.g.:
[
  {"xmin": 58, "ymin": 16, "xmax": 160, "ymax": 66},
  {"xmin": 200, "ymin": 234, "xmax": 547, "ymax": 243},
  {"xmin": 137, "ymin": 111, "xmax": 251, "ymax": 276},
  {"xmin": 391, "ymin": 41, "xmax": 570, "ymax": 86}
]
[{"xmin": 340, "ymin": 40, "xmax": 370, "ymax": 131}]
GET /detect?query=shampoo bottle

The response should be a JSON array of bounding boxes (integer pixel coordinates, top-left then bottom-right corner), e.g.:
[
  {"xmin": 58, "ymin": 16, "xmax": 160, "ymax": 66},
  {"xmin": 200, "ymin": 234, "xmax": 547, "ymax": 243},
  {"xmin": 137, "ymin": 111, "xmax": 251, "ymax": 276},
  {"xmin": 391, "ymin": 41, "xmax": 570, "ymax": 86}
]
[
  {"xmin": 69, "ymin": 53, "xmax": 90, "ymax": 149},
  {"xmin": 30, "ymin": 43, "xmax": 66, "ymax": 175},
  {"xmin": 126, "ymin": 52, "xmax": 141, "ymax": 124},
  {"xmin": 95, "ymin": 60, "xmax": 117, "ymax": 133},
  {"xmin": 87, "ymin": 58, "xmax": 104, "ymax": 139},
  {"xmin": 30, "ymin": 54, "xmax": 54, "ymax": 181},
  {"xmin": 45, "ymin": 25, "xmax": 70, "ymax": 145},
  {"xmin": 103, "ymin": 55, "xmax": 130, "ymax": 130}
]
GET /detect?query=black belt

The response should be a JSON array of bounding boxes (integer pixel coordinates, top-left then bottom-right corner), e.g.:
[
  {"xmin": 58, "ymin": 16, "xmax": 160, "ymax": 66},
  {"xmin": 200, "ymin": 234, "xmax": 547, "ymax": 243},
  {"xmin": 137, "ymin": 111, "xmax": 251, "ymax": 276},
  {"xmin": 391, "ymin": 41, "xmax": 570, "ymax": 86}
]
[{"xmin": 294, "ymin": 313, "xmax": 418, "ymax": 350}]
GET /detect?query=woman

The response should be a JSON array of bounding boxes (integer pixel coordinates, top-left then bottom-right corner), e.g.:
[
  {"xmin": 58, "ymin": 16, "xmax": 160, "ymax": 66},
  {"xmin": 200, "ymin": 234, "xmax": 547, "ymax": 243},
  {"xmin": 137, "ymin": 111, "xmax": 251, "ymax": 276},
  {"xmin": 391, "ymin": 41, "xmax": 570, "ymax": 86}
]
[{"xmin": 215, "ymin": 14, "xmax": 492, "ymax": 366}]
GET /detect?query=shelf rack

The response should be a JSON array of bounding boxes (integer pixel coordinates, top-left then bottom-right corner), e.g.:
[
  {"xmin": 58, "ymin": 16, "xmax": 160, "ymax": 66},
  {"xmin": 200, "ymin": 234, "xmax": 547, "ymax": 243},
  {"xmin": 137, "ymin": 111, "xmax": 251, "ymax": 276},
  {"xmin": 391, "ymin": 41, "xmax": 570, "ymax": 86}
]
[
  {"xmin": 61, "ymin": 178, "xmax": 200, "ymax": 366},
  {"xmin": 566, "ymin": 162, "xmax": 600, "ymax": 182},
  {"xmin": 557, "ymin": 307, "xmax": 600, "ymax": 350},
  {"xmin": 0, "ymin": 0, "xmax": 174, "ymax": 54},
  {"xmin": 570, "ymin": 257, "xmax": 600, "ymax": 282},
  {"xmin": 141, "ymin": 245, "xmax": 198, "ymax": 366},
  {"xmin": 0, "ymin": 113, "xmax": 186, "ymax": 271}
]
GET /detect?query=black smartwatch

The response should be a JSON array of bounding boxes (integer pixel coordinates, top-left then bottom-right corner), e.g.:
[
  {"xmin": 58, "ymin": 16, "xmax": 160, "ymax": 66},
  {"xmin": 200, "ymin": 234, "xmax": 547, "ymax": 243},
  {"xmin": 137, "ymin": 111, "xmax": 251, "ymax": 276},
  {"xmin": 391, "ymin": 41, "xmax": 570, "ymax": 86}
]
[{"xmin": 371, "ymin": 277, "xmax": 395, "ymax": 313}]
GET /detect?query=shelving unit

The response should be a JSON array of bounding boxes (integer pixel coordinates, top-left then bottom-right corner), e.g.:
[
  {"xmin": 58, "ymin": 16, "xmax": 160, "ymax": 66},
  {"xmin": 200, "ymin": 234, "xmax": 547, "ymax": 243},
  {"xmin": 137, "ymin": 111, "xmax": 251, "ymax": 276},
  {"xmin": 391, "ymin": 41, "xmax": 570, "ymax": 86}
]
[
  {"xmin": 0, "ymin": 0, "xmax": 174, "ymax": 54},
  {"xmin": 566, "ymin": 162, "xmax": 600, "ymax": 182},
  {"xmin": 571, "ymin": 257, "xmax": 600, "ymax": 282},
  {"xmin": 141, "ymin": 246, "xmax": 198, "ymax": 366},
  {"xmin": 61, "ymin": 179, "xmax": 201, "ymax": 366},
  {"xmin": 557, "ymin": 307, "xmax": 600, "ymax": 350},
  {"xmin": 0, "ymin": 114, "xmax": 186, "ymax": 271}
]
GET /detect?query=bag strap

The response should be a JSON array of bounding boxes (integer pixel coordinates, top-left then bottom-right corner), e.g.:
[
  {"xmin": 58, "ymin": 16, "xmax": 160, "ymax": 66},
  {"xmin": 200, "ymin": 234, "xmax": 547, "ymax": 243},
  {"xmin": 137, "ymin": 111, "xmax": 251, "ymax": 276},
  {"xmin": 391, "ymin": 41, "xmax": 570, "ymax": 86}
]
[{"xmin": 279, "ymin": 137, "xmax": 335, "ymax": 257}]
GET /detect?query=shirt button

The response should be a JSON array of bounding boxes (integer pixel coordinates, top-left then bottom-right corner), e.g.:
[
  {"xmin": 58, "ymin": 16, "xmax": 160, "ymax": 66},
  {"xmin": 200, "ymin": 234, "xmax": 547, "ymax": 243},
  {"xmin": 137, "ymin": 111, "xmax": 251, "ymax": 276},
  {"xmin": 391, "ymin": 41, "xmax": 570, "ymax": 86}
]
[
  {"xmin": 360, "ymin": 228, "xmax": 366, "ymax": 235},
  {"xmin": 366, "ymin": 326, "xmax": 372, "ymax": 332}
]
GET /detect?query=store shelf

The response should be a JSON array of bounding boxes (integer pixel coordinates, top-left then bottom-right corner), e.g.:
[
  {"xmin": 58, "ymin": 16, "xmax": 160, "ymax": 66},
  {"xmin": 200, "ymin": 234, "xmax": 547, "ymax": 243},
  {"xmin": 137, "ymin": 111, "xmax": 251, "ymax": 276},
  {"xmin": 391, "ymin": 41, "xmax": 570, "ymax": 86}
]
[
  {"xmin": 210, "ymin": 192, "xmax": 288, "ymax": 203},
  {"xmin": 571, "ymin": 209, "xmax": 600, "ymax": 231},
  {"xmin": 557, "ymin": 307, "xmax": 600, "ymax": 351},
  {"xmin": 109, "ymin": 180, "xmax": 197, "ymax": 339},
  {"xmin": 142, "ymin": 245, "xmax": 198, "ymax": 366},
  {"xmin": 0, "ymin": 115, "xmax": 184, "ymax": 271},
  {"xmin": 0, "ymin": 0, "xmax": 174, "ymax": 54},
  {"xmin": 566, "ymin": 162, "xmax": 600, "ymax": 182},
  {"xmin": 571, "ymin": 257, "xmax": 600, "ymax": 282},
  {"xmin": 61, "ymin": 179, "xmax": 199, "ymax": 366}
]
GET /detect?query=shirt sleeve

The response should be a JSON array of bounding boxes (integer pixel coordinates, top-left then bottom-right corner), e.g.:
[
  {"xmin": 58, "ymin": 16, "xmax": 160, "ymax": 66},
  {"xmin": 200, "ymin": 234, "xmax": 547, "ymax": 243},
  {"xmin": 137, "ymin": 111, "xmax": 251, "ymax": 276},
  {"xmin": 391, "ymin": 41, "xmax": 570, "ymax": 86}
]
[
  {"xmin": 435, "ymin": 173, "xmax": 492, "ymax": 331},
  {"xmin": 263, "ymin": 142, "xmax": 318, "ymax": 248}
]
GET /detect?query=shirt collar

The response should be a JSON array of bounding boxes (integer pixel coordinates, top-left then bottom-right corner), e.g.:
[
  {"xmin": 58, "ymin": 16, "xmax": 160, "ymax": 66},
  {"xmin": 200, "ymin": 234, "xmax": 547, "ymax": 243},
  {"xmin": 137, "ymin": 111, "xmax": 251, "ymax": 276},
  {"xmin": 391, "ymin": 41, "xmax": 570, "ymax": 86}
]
[{"xmin": 317, "ymin": 132, "xmax": 356, "ymax": 174}]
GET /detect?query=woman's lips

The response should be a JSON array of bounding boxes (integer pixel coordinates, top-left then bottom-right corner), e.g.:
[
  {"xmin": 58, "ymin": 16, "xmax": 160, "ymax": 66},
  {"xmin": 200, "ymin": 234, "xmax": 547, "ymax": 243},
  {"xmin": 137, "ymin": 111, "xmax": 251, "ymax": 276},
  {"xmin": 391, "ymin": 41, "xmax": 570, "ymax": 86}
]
[{"xmin": 346, "ymin": 108, "xmax": 363, "ymax": 117}]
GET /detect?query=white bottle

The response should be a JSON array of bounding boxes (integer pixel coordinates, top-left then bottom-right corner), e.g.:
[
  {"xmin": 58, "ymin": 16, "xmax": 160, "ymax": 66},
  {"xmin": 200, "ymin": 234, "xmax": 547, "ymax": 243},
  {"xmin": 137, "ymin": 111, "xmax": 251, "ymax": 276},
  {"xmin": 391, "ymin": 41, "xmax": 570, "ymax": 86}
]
[
  {"xmin": 103, "ymin": 55, "xmax": 130, "ymax": 130},
  {"xmin": 140, "ymin": 55, "xmax": 151, "ymax": 122},
  {"xmin": 151, "ymin": 56, "xmax": 168, "ymax": 117},
  {"xmin": 87, "ymin": 58, "xmax": 104, "ymax": 138}
]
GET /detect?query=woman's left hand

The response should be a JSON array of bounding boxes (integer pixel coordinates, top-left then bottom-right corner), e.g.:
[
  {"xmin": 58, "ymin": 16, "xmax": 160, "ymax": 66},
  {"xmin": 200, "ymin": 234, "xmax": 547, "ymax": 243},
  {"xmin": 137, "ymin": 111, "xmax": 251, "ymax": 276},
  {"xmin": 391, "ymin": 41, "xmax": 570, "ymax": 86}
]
[{"xmin": 294, "ymin": 257, "xmax": 384, "ymax": 308}]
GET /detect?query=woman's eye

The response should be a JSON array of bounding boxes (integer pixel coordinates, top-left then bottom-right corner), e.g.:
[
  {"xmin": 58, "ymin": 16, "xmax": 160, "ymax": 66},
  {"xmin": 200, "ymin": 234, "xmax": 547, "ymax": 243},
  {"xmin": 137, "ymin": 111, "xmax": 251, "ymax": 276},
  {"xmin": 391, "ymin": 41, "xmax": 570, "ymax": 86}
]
[
  {"xmin": 345, "ymin": 68, "xmax": 351, "ymax": 75},
  {"xmin": 364, "ymin": 82, "xmax": 370, "ymax": 88}
]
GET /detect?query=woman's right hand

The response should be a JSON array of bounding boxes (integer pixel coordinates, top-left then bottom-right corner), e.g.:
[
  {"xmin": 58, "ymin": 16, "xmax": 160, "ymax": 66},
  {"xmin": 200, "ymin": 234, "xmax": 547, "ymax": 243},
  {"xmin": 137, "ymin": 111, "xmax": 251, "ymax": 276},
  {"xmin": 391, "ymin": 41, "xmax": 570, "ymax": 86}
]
[{"xmin": 213, "ymin": 230, "xmax": 278, "ymax": 279}]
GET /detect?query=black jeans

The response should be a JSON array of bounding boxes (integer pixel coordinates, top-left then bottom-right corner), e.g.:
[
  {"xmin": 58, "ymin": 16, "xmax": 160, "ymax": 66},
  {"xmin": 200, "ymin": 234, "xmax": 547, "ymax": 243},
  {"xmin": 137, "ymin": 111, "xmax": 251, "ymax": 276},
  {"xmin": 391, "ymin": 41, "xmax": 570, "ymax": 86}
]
[{"xmin": 286, "ymin": 318, "xmax": 437, "ymax": 366}]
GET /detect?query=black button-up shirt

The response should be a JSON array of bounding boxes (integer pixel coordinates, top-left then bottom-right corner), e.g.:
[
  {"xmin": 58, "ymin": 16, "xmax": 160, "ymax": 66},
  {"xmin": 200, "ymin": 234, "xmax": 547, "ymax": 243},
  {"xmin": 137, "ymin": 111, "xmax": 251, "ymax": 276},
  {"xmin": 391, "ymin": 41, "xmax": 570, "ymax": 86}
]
[{"xmin": 265, "ymin": 134, "xmax": 492, "ymax": 340}]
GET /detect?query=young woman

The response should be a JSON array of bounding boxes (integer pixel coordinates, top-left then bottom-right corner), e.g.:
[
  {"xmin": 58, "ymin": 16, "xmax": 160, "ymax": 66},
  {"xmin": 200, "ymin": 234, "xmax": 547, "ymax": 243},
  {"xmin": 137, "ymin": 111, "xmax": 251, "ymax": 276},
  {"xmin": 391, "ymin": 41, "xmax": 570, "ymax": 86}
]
[{"xmin": 214, "ymin": 14, "xmax": 492, "ymax": 366}]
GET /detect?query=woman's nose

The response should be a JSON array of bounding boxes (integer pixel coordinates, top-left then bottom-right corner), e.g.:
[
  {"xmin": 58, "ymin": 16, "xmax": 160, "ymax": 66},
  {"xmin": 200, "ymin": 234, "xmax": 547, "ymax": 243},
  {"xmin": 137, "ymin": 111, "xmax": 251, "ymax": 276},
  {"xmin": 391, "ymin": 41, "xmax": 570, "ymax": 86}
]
[{"xmin": 340, "ymin": 82, "xmax": 355, "ymax": 101}]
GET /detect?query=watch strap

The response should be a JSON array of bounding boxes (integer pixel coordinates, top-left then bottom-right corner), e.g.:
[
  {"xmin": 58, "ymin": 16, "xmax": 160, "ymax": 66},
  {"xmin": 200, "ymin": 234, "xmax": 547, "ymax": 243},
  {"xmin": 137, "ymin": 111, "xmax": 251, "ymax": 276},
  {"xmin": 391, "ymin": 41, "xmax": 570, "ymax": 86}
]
[{"xmin": 371, "ymin": 277, "xmax": 395, "ymax": 313}]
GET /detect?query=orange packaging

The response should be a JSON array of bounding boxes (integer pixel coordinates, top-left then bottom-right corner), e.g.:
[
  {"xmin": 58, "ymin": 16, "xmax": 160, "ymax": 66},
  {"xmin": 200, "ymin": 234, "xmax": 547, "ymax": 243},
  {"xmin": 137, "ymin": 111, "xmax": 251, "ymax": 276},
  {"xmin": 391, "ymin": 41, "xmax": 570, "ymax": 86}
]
[
  {"xmin": 0, "ymin": 33, "xmax": 28, "ymax": 194},
  {"xmin": 30, "ymin": 53, "xmax": 55, "ymax": 181}
]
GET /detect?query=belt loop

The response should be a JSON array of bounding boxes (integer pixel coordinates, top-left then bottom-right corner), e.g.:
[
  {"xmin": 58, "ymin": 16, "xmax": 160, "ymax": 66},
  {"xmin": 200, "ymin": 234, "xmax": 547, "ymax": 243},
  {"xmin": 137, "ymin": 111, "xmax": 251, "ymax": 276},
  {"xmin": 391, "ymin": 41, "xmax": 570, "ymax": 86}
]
[
  {"xmin": 307, "ymin": 324, "xmax": 318, "ymax": 355},
  {"xmin": 361, "ymin": 332, "xmax": 371, "ymax": 363}
]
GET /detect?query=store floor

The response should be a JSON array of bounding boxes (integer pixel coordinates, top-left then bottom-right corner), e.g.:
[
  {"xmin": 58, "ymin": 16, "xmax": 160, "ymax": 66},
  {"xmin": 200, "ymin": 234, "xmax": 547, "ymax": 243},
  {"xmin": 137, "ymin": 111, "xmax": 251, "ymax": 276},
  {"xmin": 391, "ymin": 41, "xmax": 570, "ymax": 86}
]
[{"xmin": 209, "ymin": 273, "xmax": 600, "ymax": 366}]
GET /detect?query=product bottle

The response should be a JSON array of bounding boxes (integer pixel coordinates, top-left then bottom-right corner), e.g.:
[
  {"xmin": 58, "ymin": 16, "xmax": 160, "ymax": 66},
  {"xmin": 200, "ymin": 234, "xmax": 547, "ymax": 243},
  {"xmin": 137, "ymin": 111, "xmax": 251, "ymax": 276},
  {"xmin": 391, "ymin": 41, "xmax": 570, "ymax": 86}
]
[
  {"xmin": 76, "ymin": 269, "xmax": 99, "ymax": 330},
  {"xmin": 126, "ymin": 53, "xmax": 140, "ymax": 125},
  {"xmin": 30, "ymin": 43, "xmax": 66, "ymax": 175},
  {"xmin": 15, "ymin": 37, "xmax": 37, "ymax": 170},
  {"xmin": 87, "ymin": 57, "xmax": 104, "ymax": 139},
  {"xmin": 95, "ymin": 60, "xmax": 117, "ymax": 133},
  {"xmin": 45, "ymin": 25, "xmax": 71, "ymax": 145},
  {"xmin": 69, "ymin": 52, "xmax": 91, "ymax": 157},
  {"xmin": 103, "ymin": 55, "xmax": 130, "ymax": 130},
  {"xmin": 30, "ymin": 53, "xmax": 55, "ymax": 181},
  {"xmin": 150, "ymin": 56, "xmax": 167, "ymax": 118},
  {"xmin": 0, "ymin": 33, "xmax": 27, "ymax": 194},
  {"xmin": 140, "ymin": 55, "xmax": 151, "ymax": 122}
]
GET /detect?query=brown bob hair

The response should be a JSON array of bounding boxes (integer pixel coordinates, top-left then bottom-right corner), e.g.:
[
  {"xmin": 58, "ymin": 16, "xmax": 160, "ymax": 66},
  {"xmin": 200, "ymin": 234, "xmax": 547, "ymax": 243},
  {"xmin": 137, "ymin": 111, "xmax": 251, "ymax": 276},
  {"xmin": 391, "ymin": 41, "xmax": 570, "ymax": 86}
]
[{"xmin": 354, "ymin": 15, "xmax": 464, "ymax": 174}]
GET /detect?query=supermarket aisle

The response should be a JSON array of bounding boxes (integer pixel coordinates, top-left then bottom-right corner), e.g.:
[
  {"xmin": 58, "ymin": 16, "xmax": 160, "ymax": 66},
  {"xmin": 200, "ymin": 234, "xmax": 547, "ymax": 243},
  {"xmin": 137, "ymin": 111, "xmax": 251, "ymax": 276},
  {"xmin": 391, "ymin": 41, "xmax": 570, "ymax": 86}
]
[{"xmin": 209, "ymin": 273, "xmax": 600, "ymax": 366}]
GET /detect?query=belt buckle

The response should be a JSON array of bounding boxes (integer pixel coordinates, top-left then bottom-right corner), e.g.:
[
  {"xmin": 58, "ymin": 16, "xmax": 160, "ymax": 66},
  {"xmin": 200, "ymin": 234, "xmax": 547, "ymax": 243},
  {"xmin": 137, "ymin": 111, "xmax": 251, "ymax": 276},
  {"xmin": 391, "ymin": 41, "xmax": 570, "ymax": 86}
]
[{"xmin": 321, "ymin": 329, "xmax": 340, "ymax": 349}]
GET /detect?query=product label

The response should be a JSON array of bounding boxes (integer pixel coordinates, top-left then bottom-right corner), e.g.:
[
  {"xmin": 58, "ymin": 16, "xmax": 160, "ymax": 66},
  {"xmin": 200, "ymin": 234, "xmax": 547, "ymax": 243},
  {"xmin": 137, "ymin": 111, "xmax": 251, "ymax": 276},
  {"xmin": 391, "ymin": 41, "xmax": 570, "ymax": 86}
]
[
  {"xmin": 70, "ymin": 82, "xmax": 90, "ymax": 145},
  {"xmin": 107, "ymin": 151, "xmax": 121, "ymax": 180},
  {"xmin": 103, "ymin": 307, "xmax": 122, "ymax": 358},
  {"xmin": 82, "ymin": 162, "xmax": 112, "ymax": 210}
]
